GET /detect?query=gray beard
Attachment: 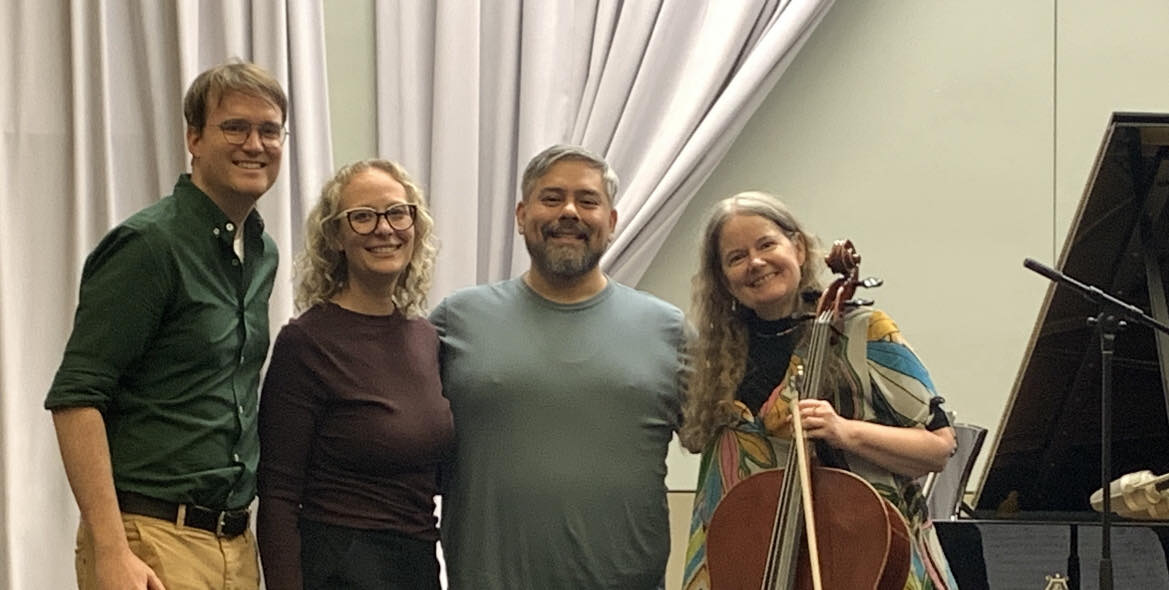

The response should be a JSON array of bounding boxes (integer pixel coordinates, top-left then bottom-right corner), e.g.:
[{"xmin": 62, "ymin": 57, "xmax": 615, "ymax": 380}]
[{"xmin": 526, "ymin": 240, "xmax": 604, "ymax": 281}]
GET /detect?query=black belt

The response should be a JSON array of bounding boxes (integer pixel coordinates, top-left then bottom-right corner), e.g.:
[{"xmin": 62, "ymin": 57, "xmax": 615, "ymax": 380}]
[{"xmin": 116, "ymin": 491, "xmax": 249, "ymax": 538}]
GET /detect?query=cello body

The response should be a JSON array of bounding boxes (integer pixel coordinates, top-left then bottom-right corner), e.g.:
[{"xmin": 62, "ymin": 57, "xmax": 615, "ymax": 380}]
[{"xmin": 706, "ymin": 465, "xmax": 911, "ymax": 589}]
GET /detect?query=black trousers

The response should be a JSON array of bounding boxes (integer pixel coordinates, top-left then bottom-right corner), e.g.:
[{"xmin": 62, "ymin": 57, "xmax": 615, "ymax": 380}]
[{"xmin": 299, "ymin": 518, "xmax": 441, "ymax": 590}]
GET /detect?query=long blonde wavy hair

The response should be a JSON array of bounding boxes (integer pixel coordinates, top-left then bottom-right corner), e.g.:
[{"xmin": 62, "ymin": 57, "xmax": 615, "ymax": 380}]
[
  {"xmin": 678, "ymin": 191, "xmax": 826, "ymax": 452},
  {"xmin": 294, "ymin": 159, "xmax": 437, "ymax": 317}
]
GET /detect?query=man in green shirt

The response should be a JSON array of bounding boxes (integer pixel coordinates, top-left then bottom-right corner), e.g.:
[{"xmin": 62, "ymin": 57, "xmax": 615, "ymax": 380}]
[{"xmin": 45, "ymin": 61, "xmax": 287, "ymax": 590}]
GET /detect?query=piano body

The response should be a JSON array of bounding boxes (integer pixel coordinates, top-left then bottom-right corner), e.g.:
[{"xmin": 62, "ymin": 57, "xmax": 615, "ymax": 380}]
[{"xmin": 935, "ymin": 113, "xmax": 1169, "ymax": 589}]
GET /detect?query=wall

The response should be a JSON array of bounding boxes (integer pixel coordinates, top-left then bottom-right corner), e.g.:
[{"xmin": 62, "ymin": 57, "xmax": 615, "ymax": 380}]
[{"xmin": 324, "ymin": 0, "xmax": 377, "ymax": 168}]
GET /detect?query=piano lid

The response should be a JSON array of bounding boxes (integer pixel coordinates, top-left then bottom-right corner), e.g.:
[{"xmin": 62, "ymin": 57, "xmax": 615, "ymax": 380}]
[{"xmin": 975, "ymin": 113, "xmax": 1169, "ymax": 515}]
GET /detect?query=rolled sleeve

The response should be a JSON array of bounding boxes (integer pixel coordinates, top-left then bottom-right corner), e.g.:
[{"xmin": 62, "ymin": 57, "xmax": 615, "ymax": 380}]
[{"xmin": 46, "ymin": 227, "xmax": 172, "ymax": 412}]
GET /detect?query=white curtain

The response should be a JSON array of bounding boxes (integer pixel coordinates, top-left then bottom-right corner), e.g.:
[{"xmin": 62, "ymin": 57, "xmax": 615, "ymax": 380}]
[
  {"xmin": 374, "ymin": 0, "xmax": 836, "ymax": 300},
  {"xmin": 0, "ymin": 1, "xmax": 332, "ymax": 588}
]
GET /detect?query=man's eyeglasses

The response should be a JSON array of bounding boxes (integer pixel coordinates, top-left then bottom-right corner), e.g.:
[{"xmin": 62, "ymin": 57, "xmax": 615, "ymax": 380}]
[
  {"xmin": 215, "ymin": 119, "xmax": 289, "ymax": 148},
  {"xmin": 336, "ymin": 204, "xmax": 418, "ymax": 234}
]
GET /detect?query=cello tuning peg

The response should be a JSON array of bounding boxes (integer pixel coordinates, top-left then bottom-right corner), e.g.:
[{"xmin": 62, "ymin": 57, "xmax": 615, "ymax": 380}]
[
  {"xmin": 859, "ymin": 277, "xmax": 883, "ymax": 289},
  {"xmin": 847, "ymin": 298, "xmax": 875, "ymax": 308}
]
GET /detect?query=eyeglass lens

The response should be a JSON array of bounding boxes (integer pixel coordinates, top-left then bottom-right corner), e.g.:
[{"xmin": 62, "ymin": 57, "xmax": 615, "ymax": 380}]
[
  {"xmin": 218, "ymin": 119, "xmax": 287, "ymax": 147},
  {"xmin": 346, "ymin": 205, "xmax": 416, "ymax": 234}
]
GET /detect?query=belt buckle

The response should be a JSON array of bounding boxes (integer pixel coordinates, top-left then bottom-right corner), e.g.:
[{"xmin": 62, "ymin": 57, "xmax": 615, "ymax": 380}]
[{"xmin": 215, "ymin": 511, "xmax": 227, "ymax": 537}]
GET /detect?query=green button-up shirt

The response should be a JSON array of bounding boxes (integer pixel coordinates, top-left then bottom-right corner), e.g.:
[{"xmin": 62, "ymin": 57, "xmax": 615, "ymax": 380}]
[{"xmin": 46, "ymin": 174, "xmax": 278, "ymax": 510}]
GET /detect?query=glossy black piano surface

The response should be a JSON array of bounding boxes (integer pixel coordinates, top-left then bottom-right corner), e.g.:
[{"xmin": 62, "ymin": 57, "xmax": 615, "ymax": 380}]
[{"xmin": 935, "ymin": 517, "xmax": 1169, "ymax": 589}]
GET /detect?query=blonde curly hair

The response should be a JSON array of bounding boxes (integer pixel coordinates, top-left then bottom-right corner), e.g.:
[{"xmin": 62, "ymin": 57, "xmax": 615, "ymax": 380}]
[
  {"xmin": 678, "ymin": 191, "xmax": 826, "ymax": 452},
  {"xmin": 294, "ymin": 159, "xmax": 437, "ymax": 317}
]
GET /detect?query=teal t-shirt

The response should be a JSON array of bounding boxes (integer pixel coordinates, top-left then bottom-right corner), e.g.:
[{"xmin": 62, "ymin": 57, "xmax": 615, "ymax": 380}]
[{"xmin": 431, "ymin": 277, "xmax": 686, "ymax": 589}]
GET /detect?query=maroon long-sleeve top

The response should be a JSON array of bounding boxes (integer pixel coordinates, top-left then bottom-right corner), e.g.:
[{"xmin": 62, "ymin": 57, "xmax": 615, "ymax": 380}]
[{"xmin": 257, "ymin": 302, "xmax": 454, "ymax": 589}]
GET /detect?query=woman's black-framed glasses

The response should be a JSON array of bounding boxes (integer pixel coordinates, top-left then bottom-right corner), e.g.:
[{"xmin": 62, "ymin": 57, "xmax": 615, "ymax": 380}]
[{"xmin": 336, "ymin": 204, "xmax": 417, "ymax": 234}]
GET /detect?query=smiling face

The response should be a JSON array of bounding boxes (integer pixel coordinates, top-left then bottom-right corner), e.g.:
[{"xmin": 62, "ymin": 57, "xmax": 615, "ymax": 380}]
[
  {"xmin": 336, "ymin": 169, "xmax": 415, "ymax": 288},
  {"xmin": 516, "ymin": 158, "xmax": 617, "ymax": 283},
  {"xmin": 718, "ymin": 213, "xmax": 806, "ymax": 320},
  {"xmin": 186, "ymin": 90, "xmax": 283, "ymax": 216}
]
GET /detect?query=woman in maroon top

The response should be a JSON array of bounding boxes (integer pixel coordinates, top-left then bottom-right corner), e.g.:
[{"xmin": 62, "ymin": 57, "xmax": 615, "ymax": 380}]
[{"xmin": 258, "ymin": 159, "xmax": 453, "ymax": 589}]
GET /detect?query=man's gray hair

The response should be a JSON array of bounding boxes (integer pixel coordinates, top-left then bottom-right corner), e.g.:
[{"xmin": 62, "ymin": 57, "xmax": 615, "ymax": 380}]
[{"xmin": 520, "ymin": 144, "xmax": 620, "ymax": 204}]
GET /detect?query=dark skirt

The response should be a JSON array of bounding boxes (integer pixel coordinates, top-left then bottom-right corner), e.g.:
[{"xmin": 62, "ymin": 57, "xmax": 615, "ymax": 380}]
[{"xmin": 299, "ymin": 518, "xmax": 441, "ymax": 590}]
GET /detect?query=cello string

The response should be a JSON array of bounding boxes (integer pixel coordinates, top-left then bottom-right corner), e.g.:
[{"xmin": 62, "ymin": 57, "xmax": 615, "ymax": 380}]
[{"xmin": 765, "ymin": 309, "xmax": 833, "ymax": 589}]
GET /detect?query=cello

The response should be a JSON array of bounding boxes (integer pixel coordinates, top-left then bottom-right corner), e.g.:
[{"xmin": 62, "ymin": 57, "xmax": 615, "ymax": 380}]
[{"xmin": 705, "ymin": 240, "xmax": 911, "ymax": 590}]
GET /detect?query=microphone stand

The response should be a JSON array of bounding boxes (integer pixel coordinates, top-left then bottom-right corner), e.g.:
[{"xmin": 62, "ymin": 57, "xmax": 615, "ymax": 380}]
[{"xmin": 1024, "ymin": 258, "xmax": 1169, "ymax": 590}]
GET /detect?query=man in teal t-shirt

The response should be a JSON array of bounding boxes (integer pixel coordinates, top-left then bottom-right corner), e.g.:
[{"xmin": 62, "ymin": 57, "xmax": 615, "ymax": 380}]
[{"xmin": 432, "ymin": 144, "xmax": 688, "ymax": 589}]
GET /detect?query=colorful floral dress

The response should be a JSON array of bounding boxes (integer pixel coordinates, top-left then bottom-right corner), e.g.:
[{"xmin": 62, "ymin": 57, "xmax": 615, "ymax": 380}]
[{"xmin": 682, "ymin": 309, "xmax": 960, "ymax": 590}]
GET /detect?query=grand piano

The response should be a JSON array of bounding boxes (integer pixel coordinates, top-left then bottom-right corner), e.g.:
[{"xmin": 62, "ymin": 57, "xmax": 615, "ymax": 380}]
[{"xmin": 935, "ymin": 113, "xmax": 1169, "ymax": 589}]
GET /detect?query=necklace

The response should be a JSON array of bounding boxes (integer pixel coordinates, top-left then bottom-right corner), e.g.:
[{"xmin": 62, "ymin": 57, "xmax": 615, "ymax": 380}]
[
  {"xmin": 749, "ymin": 311, "xmax": 812, "ymax": 339},
  {"xmin": 750, "ymin": 317, "xmax": 802, "ymax": 339}
]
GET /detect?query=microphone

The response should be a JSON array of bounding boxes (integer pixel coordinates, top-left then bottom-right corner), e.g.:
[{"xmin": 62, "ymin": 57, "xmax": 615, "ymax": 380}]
[
  {"xmin": 1023, "ymin": 258, "xmax": 1064, "ymax": 284},
  {"xmin": 1023, "ymin": 258, "xmax": 1169, "ymax": 334},
  {"xmin": 1023, "ymin": 257, "xmax": 1108, "ymax": 308},
  {"xmin": 1024, "ymin": 257, "xmax": 1105, "ymax": 302}
]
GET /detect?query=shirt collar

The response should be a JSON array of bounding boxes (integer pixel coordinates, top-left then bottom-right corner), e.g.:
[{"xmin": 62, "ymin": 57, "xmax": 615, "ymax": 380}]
[{"xmin": 173, "ymin": 173, "xmax": 266, "ymax": 245}]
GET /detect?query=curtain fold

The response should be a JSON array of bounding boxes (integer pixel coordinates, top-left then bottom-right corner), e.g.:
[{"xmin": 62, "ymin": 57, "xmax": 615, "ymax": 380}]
[
  {"xmin": 604, "ymin": 0, "xmax": 836, "ymax": 282},
  {"xmin": 375, "ymin": 0, "xmax": 835, "ymax": 302},
  {"xmin": 0, "ymin": 2, "xmax": 332, "ymax": 587}
]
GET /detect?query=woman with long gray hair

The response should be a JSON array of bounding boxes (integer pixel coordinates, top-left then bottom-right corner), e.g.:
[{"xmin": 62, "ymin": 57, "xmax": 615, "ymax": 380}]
[{"xmin": 680, "ymin": 191, "xmax": 959, "ymax": 590}]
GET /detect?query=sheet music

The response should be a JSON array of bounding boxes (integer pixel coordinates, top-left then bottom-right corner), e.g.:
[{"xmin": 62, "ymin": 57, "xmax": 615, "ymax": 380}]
[{"xmin": 977, "ymin": 523, "xmax": 1169, "ymax": 589}]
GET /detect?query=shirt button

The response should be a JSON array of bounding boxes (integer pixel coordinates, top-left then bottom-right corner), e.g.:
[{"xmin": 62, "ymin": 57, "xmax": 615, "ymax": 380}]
[
  {"xmin": 233, "ymin": 453, "xmax": 241, "ymax": 462},
  {"xmin": 225, "ymin": 222, "xmax": 235, "ymax": 232},
  {"xmin": 238, "ymin": 404, "xmax": 245, "ymax": 415},
  {"xmin": 231, "ymin": 259, "xmax": 240, "ymax": 267},
  {"xmin": 212, "ymin": 228, "xmax": 220, "ymax": 236}
]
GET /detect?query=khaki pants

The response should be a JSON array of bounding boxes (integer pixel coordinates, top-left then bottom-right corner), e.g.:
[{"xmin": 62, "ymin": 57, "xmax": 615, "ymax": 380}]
[{"xmin": 75, "ymin": 513, "xmax": 259, "ymax": 590}]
